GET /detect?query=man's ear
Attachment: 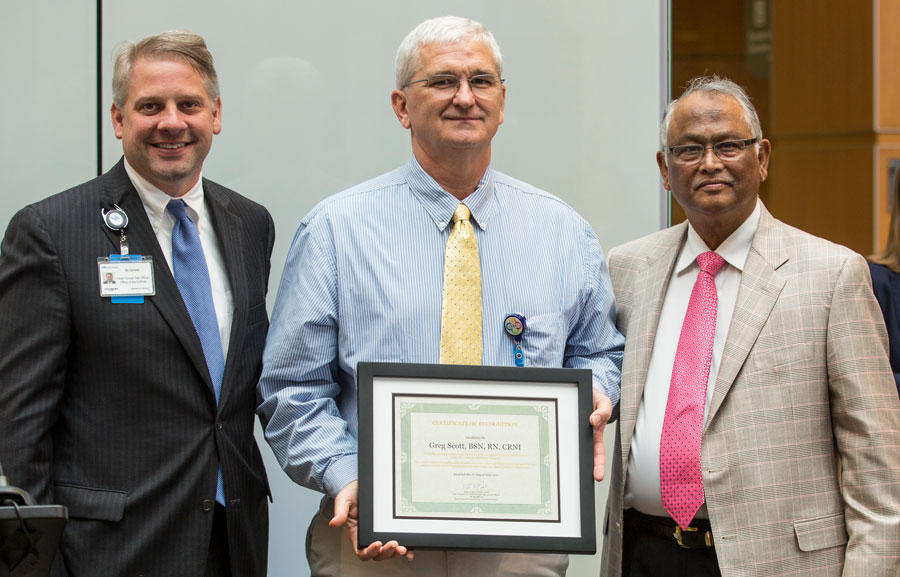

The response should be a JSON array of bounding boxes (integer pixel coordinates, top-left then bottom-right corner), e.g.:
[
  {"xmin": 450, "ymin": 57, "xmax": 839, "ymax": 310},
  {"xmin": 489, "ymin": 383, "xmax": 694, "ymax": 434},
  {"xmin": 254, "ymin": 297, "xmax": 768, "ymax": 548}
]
[
  {"xmin": 391, "ymin": 89, "xmax": 412, "ymax": 129},
  {"xmin": 656, "ymin": 150, "xmax": 670, "ymax": 190},
  {"xmin": 757, "ymin": 138, "xmax": 771, "ymax": 182},
  {"xmin": 497, "ymin": 83, "xmax": 506, "ymax": 126},
  {"xmin": 212, "ymin": 96, "xmax": 222, "ymax": 135},
  {"xmin": 111, "ymin": 104, "xmax": 125, "ymax": 140}
]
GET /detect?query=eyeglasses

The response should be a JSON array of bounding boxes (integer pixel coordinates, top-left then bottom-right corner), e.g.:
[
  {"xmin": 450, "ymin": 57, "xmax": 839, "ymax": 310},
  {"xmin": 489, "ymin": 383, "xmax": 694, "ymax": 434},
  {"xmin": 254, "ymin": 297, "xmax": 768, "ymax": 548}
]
[
  {"xmin": 403, "ymin": 74, "xmax": 504, "ymax": 97},
  {"xmin": 663, "ymin": 138, "xmax": 760, "ymax": 164}
]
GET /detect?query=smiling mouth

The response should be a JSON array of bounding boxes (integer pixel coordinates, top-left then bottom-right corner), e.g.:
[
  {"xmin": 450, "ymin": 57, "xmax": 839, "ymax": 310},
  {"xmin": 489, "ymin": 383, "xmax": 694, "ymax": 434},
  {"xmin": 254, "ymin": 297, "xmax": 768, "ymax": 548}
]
[{"xmin": 155, "ymin": 143, "xmax": 187, "ymax": 149}]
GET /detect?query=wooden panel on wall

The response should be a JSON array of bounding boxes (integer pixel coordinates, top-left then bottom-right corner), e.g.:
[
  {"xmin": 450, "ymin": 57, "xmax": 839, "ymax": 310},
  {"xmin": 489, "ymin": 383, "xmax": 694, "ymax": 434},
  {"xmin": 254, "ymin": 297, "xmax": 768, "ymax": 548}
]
[
  {"xmin": 878, "ymin": 0, "xmax": 900, "ymax": 130},
  {"xmin": 671, "ymin": 1, "xmax": 745, "ymax": 57},
  {"xmin": 770, "ymin": 1, "xmax": 873, "ymax": 136},
  {"xmin": 876, "ymin": 137, "xmax": 900, "ymax": 253},
  {"xmin": 768, "ymin": 1, "xmax": 880, "ymax": 254},
  {"xmin": 767, "ymin": 136, "xmax": 874, "ymax": 254}
]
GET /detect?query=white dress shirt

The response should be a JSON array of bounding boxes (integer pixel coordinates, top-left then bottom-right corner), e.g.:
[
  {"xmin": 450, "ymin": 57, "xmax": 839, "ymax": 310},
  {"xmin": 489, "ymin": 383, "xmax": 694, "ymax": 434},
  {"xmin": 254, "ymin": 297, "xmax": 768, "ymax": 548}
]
[
  {"xmin": 624, "ymin": 200, "xmax": 760, "ymax": 518},
  {"xmin": 124, "ymin": 159, "xmax": 233, "ymax": 360}
]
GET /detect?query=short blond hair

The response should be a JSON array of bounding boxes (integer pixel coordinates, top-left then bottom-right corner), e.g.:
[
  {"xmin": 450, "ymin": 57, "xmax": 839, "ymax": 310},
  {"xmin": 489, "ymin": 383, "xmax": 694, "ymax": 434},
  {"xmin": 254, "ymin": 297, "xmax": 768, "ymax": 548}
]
[{"xmin": 112, "ymin": 30, "xmax": 219, "ymax": 108}]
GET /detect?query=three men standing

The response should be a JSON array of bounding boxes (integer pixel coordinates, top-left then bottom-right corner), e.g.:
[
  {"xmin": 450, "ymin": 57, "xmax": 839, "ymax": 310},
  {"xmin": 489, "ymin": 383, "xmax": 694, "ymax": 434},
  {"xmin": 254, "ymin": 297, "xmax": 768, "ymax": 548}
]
[{"xmin": 3, "ymin": 20, "xmax": 897, "ymax": 577}]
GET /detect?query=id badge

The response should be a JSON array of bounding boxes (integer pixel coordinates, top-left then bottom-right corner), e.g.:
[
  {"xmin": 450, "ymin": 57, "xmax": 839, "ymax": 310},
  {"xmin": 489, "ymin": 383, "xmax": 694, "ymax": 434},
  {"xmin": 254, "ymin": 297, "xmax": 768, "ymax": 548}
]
[{"xmin": 98, "ymin": 255, "xmax": 155, "ymax": 303}]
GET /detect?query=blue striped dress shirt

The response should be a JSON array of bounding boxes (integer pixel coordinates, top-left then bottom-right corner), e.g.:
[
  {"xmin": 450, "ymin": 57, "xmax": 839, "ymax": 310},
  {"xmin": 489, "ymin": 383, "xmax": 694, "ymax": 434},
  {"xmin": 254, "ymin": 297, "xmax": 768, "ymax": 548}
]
[{"xmin": 258, "ymin": 157, "xmax": 624, "ymax": 497}]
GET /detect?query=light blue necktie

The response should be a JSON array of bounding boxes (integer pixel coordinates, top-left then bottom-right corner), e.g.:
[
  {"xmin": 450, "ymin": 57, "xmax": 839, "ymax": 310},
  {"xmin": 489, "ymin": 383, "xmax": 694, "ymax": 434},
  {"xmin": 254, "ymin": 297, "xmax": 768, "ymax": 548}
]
[{"xmin": 167, "ymin": 199, "xmax": 226, "ymax": 506}]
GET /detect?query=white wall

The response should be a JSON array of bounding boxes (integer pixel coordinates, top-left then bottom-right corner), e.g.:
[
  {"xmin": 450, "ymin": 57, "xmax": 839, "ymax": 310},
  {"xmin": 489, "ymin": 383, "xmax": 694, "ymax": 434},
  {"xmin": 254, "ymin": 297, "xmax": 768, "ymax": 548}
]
[
  {"xmin": 1, "ymin": 2, "xmax": 97, "ymax": 229},
  {"xmin": 2, "ymin": 2, "xmax": 667, "ymax": 575}
]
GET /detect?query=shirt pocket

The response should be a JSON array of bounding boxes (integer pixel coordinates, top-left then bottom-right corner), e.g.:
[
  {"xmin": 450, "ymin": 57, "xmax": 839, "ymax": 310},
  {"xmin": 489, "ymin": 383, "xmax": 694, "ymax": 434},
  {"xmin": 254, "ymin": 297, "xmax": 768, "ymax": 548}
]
[{"xmin": 523, "ymin": 313, "xmax": 566, "ymax": 367}]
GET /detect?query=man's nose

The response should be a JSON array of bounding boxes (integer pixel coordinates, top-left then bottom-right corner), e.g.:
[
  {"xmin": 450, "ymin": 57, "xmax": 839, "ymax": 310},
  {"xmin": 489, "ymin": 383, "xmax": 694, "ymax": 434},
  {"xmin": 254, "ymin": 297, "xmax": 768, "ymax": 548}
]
[
  {"xmin": 157, "ymin": 104, "xmax": 187, "ymax": 130},
  {"xmin": 699, "ymin": 146, "xmax": 723, "ymax": 170},
  {"xmin": 453, "ymin": 79, "xmax": 476, "ymax": 106}
]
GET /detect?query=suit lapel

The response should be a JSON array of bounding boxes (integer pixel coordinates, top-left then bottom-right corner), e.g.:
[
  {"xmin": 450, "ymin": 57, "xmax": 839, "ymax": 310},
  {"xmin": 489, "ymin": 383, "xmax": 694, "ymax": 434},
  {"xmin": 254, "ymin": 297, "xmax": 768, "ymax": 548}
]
[
  {"xmin": 204, "ymin": 180, "xmax": 247, "ymax": 408},
  {"xmin": 620, "ymin": 224, "xmax": 686, "ymax": 462},
  {"xmin": 100, "ymin": 159, "xmax": 216, "ymax": 397},
  {"xmin": 706, "ymin": 204, "xmax": 788, "ymax": 426}
]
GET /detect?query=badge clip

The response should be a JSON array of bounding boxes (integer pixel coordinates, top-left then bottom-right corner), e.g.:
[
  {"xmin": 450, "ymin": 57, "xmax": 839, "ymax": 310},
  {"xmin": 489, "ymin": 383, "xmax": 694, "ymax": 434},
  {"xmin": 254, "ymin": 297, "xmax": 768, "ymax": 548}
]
[
  {"xmin": 503, "ymin": 313, "xmax": 527, "ymax": 367},
  {"xmin": 102, "ymin": 205, "xmax": 130, "ymax": 256}
]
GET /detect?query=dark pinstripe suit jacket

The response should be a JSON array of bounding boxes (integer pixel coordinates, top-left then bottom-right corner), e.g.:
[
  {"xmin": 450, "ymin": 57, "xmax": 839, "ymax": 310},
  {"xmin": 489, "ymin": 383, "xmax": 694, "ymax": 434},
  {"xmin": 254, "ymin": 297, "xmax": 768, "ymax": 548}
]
[
  {"xmin": 600, "ymin": 204, "xmax": 900, "ymax": 576},
  {"xmin": 0, "ymin": 159, "xmax": 274, "ymax": 576}
]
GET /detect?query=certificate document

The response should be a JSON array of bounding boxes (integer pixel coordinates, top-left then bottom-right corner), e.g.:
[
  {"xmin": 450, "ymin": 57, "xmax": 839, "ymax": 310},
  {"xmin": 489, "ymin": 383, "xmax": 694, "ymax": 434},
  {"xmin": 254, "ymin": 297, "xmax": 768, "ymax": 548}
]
[{"xmin": 393, "ymin": 394, "xmax": 560, "ymax": 522}]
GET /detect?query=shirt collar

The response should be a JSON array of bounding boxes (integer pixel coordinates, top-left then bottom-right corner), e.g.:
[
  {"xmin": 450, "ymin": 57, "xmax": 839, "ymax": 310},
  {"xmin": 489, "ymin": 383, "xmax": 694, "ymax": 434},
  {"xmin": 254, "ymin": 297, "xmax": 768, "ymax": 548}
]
[
  {"xmin": 675, "ymin": 198, "xmax": 760, "ymax": 275},
  {"xmin": 403, "ymin": 155, "xmax": 495, "ymax": 232},
  {"xmin": 123, "ymin": 158, "xmax": 206, "ymax": 224}
]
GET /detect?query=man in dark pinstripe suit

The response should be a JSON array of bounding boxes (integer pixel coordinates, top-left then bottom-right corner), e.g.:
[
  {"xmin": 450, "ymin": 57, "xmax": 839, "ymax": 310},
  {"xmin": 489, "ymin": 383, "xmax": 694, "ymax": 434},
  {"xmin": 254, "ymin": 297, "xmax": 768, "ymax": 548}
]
[{"xmin": 0, "ymin": 31, "xmax": 273, "ymax": 576}]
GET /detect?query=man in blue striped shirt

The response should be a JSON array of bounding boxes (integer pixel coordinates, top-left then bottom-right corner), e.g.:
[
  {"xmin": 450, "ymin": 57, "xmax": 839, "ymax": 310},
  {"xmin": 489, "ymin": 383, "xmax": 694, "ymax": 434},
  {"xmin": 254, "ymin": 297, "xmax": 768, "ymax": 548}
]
[{"xmin": 258, "ymin": 15, "xmax": 624, "ymax": 576}]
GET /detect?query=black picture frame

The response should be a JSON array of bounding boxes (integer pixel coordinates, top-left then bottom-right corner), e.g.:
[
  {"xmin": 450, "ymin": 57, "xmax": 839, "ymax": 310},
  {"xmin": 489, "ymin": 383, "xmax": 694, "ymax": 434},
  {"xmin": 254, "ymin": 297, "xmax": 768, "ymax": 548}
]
[{"xmin": 357, "ymin": 362, "xmax": 596, "ymax": 554}]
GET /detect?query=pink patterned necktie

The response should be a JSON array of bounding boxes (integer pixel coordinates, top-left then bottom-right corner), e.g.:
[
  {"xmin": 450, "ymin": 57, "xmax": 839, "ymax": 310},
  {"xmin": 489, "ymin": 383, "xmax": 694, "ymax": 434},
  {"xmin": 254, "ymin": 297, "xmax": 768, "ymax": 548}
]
[{"xmin": 660, "ymin": 250, "xmax": 725, "ymax": 530}]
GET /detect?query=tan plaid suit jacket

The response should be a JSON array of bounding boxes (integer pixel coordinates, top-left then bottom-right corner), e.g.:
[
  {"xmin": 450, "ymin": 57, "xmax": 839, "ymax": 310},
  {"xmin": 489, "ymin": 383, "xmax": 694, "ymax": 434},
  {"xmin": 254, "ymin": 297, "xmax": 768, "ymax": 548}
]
[{"xmin": 599, "ymin": 203, "xmax": 900, "ymax": 576}]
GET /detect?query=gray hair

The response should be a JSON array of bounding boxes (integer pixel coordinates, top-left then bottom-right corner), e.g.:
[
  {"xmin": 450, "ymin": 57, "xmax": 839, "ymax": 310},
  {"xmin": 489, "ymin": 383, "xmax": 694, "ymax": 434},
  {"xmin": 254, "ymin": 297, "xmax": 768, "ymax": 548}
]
[
  {"xmin": 112, "ymin": 30, "xmax": 219, "ymax": 110},
  {"xmin": 395, "ymin": 16, "xmax": 503, "ymax": 89},
  {"xmin": 660, "ymin": 75, "xmax": 763, "ymax": 148}
]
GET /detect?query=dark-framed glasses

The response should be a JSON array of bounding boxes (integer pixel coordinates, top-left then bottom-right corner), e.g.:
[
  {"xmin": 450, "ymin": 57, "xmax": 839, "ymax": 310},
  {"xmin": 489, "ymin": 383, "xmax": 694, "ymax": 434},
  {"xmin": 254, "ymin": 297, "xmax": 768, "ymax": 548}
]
[
  {"xmin": 403, "ymin": 74, "xmax": 504, "ymax": 96},
  {"xmin": 663, "ymin": 138, "xmax": 760, "ymax": 164}
]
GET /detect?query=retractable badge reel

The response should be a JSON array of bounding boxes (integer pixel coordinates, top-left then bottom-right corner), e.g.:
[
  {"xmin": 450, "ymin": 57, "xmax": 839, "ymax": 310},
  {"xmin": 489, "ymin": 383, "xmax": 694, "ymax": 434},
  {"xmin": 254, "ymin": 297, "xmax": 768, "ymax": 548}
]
[
  {"xmin": 98, "ymin": 205, "xmax": 155, "ymax": 303},
  {"xmin": 102, "ymin": 205, "xmax": 129, "ymax": 255},
  {"xmin": 504, "ymin": 313, "xmax": 527, "ymax": 367}
]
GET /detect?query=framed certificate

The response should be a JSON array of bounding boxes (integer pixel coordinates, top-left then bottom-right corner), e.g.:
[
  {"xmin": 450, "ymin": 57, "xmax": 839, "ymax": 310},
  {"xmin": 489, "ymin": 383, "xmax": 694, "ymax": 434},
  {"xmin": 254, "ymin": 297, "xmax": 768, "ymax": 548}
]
[{"xmin": 357, "ymin": 362, "xmax": 596, "ymax": 554}]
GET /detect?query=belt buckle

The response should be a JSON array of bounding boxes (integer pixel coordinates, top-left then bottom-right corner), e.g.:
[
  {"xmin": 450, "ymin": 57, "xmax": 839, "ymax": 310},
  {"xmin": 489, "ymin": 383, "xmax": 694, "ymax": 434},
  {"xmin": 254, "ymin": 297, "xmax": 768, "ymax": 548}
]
[{"xmin": 673, "ymin": 525, "xmax": 713, "ymax": 549}]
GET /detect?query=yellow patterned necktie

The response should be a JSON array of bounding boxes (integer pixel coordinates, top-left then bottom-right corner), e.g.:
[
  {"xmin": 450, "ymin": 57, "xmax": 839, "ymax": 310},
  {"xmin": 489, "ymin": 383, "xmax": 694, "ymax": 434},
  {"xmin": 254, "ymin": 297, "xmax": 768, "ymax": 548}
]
[{"xmin": 439, "ymin": 203, "xmax": 483, "ymax": 365}]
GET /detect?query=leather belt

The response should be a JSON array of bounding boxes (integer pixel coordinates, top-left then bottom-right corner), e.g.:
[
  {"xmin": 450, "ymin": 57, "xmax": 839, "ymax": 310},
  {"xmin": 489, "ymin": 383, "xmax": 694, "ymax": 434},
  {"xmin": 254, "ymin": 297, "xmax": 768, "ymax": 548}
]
[{"xmin": 624, "ymin": 508, "xmax": 715, "ymax": 549}]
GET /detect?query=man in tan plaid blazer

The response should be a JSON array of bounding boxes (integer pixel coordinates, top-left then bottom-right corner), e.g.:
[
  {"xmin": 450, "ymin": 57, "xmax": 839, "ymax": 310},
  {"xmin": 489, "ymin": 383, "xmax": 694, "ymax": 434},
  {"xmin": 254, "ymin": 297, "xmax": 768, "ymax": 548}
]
[{"xmin": 598, "ymin": 76, "xmax": 900, "ymax": 576}]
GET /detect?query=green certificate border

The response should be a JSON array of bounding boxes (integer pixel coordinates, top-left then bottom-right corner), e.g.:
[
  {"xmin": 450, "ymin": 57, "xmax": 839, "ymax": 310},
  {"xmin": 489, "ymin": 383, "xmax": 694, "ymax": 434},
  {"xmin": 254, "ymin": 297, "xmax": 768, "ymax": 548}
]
[{"xmin": 394, "ymin": 395, "xmax": 559, "ymax": 521}]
